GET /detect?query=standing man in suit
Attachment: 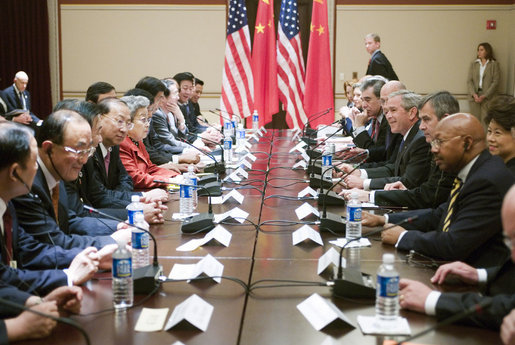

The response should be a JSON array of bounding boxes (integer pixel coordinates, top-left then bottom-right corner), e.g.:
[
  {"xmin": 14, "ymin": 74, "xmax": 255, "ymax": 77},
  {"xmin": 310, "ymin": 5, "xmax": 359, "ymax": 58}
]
[
  {"xmin": 363, "ymin": 113, "xmax": 514, "ymax": 267},
  {"xmin": 347, "ymin": 91, "xmax": 458, "ymax": 209},
  {"xmin": 342, "ymin": 90, "xmax": 431, "ymax": 190},
  {"xmin": 2, "ymin": 71, "xmax": 40, "ymax": 123},
  {"xmin": 397, "ymin": 184, "xmax": 515, "ymax": 337},
  {"xmin": 12, "ymin": 110, "xmax": 131, "ymax": 249},
  {"xmin": 365, "ymin": 33, "xmax": 398, "ymax": 81}
]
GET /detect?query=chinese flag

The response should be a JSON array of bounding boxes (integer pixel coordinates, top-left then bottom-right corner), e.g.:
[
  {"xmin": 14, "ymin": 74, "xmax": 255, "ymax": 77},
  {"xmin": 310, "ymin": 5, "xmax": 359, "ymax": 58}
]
[
  {"xmin": 304, "ymin": 0, "xmax": 334, "ymax": 128},
  {"xmin": 250, "ymin": 0, "xmax": 278, "ymax": 127}
]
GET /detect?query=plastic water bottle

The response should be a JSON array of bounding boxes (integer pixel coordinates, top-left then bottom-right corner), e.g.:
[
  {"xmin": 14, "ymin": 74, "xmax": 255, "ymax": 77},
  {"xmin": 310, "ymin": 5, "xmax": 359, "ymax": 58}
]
[
  {"xmin": 188, "ymin": 165, "xmax": 198, "ymax": 209},
  {"xmin": 112, "ymin": 240, "xmax": 133, "ymax": 310},
  {"xmin": 252, "ymin": 110, "xmax": 259, "ymax": 130},
  {"xmin": 231, "ymin": 115, "xmax": 238, "ymax": 136},
  {"xmin": 131, "ymin": 212, "xmax": 149, "ymax": 269},
  {"xmin": 321, "ymin": 147, "xmax": 333, "ymax": 181},
  {"xmin": 346, "ymin": 191, "xmax": 362, "ymax": 239},
  {"xmin": 179, "ymin": 172, "xmax": 193, "ymax": 216},
  {"xmin": 224, "ymin": 120, "xmax": 233, "ymax": 137},
  {"xmin": 126, "ymin": 195, "xmax": 144, "ymax": 225},
  {"xmin": 236, "ymin": 124, "xmax": 246, "ymax": 149},
  {"xmin": 224, "ymin": 134, "xmax": 233, "ymax": 162},
  {"xmin": 375, "ymin": 253, "xmax": 399, "ymax": 320}
]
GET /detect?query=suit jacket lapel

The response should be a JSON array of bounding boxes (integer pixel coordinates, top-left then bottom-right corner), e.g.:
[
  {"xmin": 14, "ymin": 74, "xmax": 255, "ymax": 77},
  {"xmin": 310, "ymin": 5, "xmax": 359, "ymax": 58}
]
[{"xmin": 394, "ymin": 121, "xmax": 420, "ymax": 175}]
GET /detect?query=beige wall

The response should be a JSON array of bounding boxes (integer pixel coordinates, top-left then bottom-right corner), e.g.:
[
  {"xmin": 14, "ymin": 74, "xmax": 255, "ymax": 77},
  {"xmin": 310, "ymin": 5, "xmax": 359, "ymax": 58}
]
[{"xmin": 59, "ymin": 3, "xmax": 514, "ymax": 112}]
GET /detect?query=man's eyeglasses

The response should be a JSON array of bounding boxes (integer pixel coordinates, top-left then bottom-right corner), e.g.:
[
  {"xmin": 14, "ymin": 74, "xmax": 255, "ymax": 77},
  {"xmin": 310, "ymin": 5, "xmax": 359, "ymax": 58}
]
[
  {"xmin": 430, "ymin": 135, "xmax": 463, "ymax": 149},
  {"xmin": 102, "ymin": 115, "xmax": 134, "ymax": 130},
  {"xmin": 58, "ymin": 145, "xmax": 96, "ymax": 159}
]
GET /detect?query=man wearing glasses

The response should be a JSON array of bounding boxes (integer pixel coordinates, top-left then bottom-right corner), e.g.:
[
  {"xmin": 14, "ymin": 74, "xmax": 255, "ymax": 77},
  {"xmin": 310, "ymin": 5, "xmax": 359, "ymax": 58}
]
[
  {"xmin": 363, "ymin": 113, "xmax": 513, "ymax": 268},
  {"xmin": 12, "ymin": 110, "xmax": 131, "ymax": 250}
]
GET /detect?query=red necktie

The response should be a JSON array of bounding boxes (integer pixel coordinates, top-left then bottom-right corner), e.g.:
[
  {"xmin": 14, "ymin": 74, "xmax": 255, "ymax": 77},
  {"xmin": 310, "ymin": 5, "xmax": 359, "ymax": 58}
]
[
  {"xmin": 2, "ymin": 211, "xmax": 13, "ymax": 265},
  {"xmin": 52, "ymin": 185, "xmax": 60, "ymax": 223},
  {"xmin": 105, "ymin": 150, "xmax": 111, "ymax": 176},
  {"xmin": 370, "ymin": 118, "xmax": 380, "ymax": 142}
]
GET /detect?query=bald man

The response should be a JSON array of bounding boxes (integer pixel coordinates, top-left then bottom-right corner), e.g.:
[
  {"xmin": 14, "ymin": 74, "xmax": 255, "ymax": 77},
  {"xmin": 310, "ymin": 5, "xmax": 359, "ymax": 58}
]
[
  {"xmin": 398, "ymin": 185, "xmax": 515, "ymax": 337},
  {"xmin": 2, "ymin": 71, "xmax": 40, "ymax": 122},
  {"xmin": 364, "ymin": 113, "xmax": 514, "ymax": 267}
]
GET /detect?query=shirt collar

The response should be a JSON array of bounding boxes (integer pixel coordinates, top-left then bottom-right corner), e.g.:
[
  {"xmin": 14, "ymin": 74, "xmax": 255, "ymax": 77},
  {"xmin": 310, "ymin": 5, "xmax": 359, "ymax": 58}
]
[
  {"xmin": 0, "ymin": 198, "xmax": 6, "ymax": 219},
  {"xmin": 37, "ymin": 155, "xmax": 58, "ymax": 192},
  {"xmin": 371, "ymin": 49, "xmax": 381, "ymax": 58},
  {"xmin": 475, "ymin": 58, "xmax": 490, "ymax": 64},
  {"xmin": 403, "ymin": 123, "xmax": 415, "ymax": 141},
  {"xmin": 377, "ymin": 113, "xmax": 384, "ymax": 124},
  {"xmin": 13, "ymin": 84, "xmax": 22, "ymax": 95},
  {"xmin": 457, "ymin": 154, "xmax": 480, "ymax": 184},
  {"xmin": 99, "ymin": 143, "xmax": 111, "ymax": 159}
]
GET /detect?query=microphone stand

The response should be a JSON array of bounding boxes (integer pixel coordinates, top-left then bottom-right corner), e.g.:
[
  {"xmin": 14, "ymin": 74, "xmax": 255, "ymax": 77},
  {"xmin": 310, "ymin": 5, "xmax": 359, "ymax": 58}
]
[
  {"xmin": 327, "ymin": 216, "xmax": 419, "ymax": 299},
  {"xmin": 84, "ymin": 205, "xmax": 162, "ymax": 294},
  {"xmin": 179, "ymin": 138, "xmax": 225, "ymax": 175},
  {"xmin": 301, "ymin": 107, "xmax": 332, "ymax": 142}
]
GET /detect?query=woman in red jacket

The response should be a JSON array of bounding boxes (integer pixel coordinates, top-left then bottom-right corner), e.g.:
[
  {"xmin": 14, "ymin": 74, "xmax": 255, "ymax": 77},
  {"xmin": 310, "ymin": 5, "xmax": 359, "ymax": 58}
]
[{"xmin": 119, "ymin": 95, "xmax": 180, "ymax": 189}]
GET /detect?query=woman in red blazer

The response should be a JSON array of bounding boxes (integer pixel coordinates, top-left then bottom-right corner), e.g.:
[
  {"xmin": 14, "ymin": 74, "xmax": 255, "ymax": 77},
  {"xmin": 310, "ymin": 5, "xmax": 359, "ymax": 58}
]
[{"xmin": 119, "ymin": 95, "xmax": 180, "ymax": 189}]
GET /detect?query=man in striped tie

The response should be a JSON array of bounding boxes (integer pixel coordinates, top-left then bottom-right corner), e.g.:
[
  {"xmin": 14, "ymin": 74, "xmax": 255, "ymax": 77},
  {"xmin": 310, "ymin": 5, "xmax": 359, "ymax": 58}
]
[{"xmin": 362, "ymin": 113, "xmax": 514, "ymax": 268}]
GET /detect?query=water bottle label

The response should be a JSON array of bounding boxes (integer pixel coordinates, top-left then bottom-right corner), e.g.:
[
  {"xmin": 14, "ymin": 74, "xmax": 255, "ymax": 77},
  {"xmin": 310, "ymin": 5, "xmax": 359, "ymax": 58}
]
[
  {"xmin": 180, "ymin": 184, "xmax": 191, "ymax": 198},
  {"xmin": 238, "ymin": 130, "xmax": 245, "ymax": 139},
  {"xmin": 224, "ymin": 140, "xmax": 232, "ymax": 150},
  {"xmin": 113, "ymin": 258, "xmax": 132, "ymax": 278},
  {"xmin": 377, "ymin": 275, "xmax": 399, "ymax": 298},
  {"xmin": 253, "ymin": 115, "xmax": 259, "ymax": 122},
  {"xmin": 191, "ymin": 177, "xmax": 197, "ymax": 190},
  {"xmin": 132, "ymin": 232, "xmax": 149, "ymax": 250},
  {"xmin": 346, "ymin": 205, "xmax": 362, "ymax": 222},
  {"xmin": 224, "ymin": 122, "xmax": 231, "ymax": 130},
  {"xmin": 127, "ymin": 209, "xmax": 144, "ymax": 225},
  {"xmin": 322, "ymin": 155, "xmax": 332, "ymax": 166}
]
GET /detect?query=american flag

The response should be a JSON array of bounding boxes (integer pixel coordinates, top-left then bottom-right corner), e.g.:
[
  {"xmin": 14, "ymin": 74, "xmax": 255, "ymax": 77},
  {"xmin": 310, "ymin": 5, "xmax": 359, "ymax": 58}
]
[
  {"xmin": 277, "ymin": 0, "xmax": 307, "ymax": 129},
  {"xmin": 220, "ymin": 0, "xmax": 254, "ymax": 119}
]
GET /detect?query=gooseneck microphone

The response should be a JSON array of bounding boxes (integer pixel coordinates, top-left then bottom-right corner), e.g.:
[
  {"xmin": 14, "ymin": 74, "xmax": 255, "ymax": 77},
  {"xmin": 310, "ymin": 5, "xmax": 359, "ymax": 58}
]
[
  {"xmin": 301, "ymin": 107, "xmax": 332, "ymax": 139},
  {"xmin": 397, "ymin": 298, "xmax": 493, "ymax": 344},
  {"xmin": 0, "ymin": 297, "xmax": 91, "ymax": 345},
  {"xmin": 83, "ymin": 205, "xmax": 162, "ymax": 294},
  {"xmin": 328, "ymin": 216, "xmax": 419, "ymax": 299},
  {"xmin": 153, "ymin": 181, "xmax": 216, "ymax": 234}
]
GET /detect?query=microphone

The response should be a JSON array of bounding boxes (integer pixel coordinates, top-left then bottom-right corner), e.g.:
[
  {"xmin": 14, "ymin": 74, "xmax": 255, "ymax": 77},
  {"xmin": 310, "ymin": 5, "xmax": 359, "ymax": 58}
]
[
  {"xmin": 318, "ymin": 163, "xmax": 363, "ymax": 233},
  {"xmin": 0, "ymin": 297, "xmax": 91, "ymax": 345},
  {"xmin": 153, "ymin": 181, "xmax": 216, "ymax": 234},
  {"xmin": 301, "ymin": 107, "xmax": 332, "ymax": 140},
  {"xmin": 397, "ymin": 298, "xmax": 493, "ymax": 344},
  {"xmin": 179, "ymin": 138, "xmax": 225, "ymax": 175},
  {"xmin": 215, "ymin": 108, "xmax": 242, "ymax": 121},
  {"xmin": 307, "ymin": 147, "xmax": 352, "ymax": 176},
  {"xmin": 83, "ymin": 205, "xmax": 162, "ymax": 294},
  {"xmin": 198, "ymin": 117, "xmax": 224, "ymax": 136},
  {"xmin": 305, "ymin": 127, "xmax": 344, "ymax": 184},
  {"xmin": 328, "ymin": 216, "xmax": 419, "ymax": 299}
]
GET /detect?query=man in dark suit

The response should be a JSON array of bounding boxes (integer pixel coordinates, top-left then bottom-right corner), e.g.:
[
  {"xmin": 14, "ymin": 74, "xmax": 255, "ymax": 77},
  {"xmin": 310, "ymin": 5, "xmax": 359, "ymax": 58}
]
[
  {"xmin": 365, "ymin": 33, "xmax": 398, "ymax": 81},
  {"xmin": 174, "ymin": 72, "xmax": 208, "ymax": 134},
  {"xmin": 0, "ymin": 90, "xmax": 7, "ymax": 116},
  {"xmin": 349, "ymin": 91, "xmax": 459, "ymax": 209},
  {"xmin": 397, "ymin": 184, "xmax": 515, "ymax": 334},
  {"xmin": 12, "ymin": 110, "xmax": 131, "ymax": 249},
  {"xmin": 364, "ymin": 113, "xmax": 513, "ymax": 267},
  {"xmin": 2, "ymin": 71, "xmax": 40, "ymax": 122},
  {"xmin": 342, "ymin": 90, "xmax": 432, "ymax": 190}
]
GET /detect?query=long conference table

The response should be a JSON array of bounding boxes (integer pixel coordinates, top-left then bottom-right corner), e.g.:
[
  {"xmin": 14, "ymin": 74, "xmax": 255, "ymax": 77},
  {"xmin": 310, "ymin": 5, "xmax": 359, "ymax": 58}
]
[{"xmin": 20, "ymin": 129, "xmax": 502, "ymax": 345}]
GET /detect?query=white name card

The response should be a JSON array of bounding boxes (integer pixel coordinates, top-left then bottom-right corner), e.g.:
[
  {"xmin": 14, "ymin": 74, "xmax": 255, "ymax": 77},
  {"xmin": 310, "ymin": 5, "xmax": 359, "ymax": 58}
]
[
  {"xmin": 165, "ymin": 294, "xmax": 214, "ymax": 332},
  {"xmin": 295, "ymin": 202, "xmax": 320, "ymax": 220},
  {"xmin": 329, "ymin": 238, "xmax": 371, "ymax": 248},
  {"xmin": 292, "ymin": 225, "xmax": 323, "ymax": 246},
  {"xmin": 176, "ymin": 225, "xmax": 232, "ymax": 252},
  {"xmin": 317, "ymin": 247, "xmax": 345, "ymax": 275},
  {"xmin": 298, "ymin": 186, "xmax": 318, "ymax": 198},
  {"xmin": 297, "ymin": 293, "xmax": 355, "ymax": 331},
  {"xmin": 168, "ymin": 254, "xmax": 224, "ymax": 283},
  {"xmin": 213, "ymin": 207, "xmax": 249, "ymax": 224},
  {"xmin": 134, "ymin": 308, "xmax": 169, "ymax": 332}
]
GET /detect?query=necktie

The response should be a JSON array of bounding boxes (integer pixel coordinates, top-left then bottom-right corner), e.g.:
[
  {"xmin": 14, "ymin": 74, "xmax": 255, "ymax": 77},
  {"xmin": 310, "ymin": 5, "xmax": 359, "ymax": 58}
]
[
  {"xmin": 52, "ymin": 184, "xmax": 60, "ymax": 224},
  {"xmin": 442, "ymin": 177, "xmax": 463, "ymax": 232},
  {"xmin": 2, "ymin": 211, "xmax": 13, "ymax": 265},
  {"xmin": 370, "ymin": 118, "xmax": 380, "ymax": 142},
  {"xmin": 105, "ymin": 150, "xmax": 111, "ymax": 176},
  {"xmin": 19, "ymin": 92, "xmax": 27, "ymax": 110}
]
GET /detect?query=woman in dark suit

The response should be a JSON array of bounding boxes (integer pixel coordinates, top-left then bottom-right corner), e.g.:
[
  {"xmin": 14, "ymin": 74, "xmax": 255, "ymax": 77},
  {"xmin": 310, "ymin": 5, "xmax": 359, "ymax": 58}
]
[
  {"xmin": 485, "ymin": 95, "xmax": 515, "ymax": 175},
  {"xmin": 467, "ymin": 42, "xmax": 501, "ymax": 124}
]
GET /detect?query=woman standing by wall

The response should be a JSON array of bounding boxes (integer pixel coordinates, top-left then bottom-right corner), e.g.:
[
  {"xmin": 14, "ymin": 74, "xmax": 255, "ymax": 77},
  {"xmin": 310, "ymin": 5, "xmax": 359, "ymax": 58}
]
[{"xmin": 467, "ymin": 42, "xmax": 501, "ymax": 125}]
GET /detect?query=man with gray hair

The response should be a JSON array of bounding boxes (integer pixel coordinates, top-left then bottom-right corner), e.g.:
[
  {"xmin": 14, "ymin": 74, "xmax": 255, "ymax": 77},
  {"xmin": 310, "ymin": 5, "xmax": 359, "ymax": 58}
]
[
  {"xmin": 341, "ymin": 90, "xmax": 432, "ymax": 190},
  {"xmin": 2, "ymin": 71, "xmax": 40, "ymax": 123},
  {"xmin": 365, "ymin": 33, "xmax": 398, "ymax": 81}
]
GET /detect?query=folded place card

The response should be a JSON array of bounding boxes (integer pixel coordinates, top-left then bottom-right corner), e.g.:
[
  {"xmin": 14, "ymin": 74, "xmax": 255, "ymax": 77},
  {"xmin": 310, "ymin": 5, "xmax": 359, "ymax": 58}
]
[
  {"xmin": 210, "ymin": 189, "xmax": 244, "ymax": 205},
  {"xmin": 293, "ymin": 160, "xmax": 307, "ymax": 169},
  {"xmin": 244, "ymin": 152, "xmax": 257, "ymax": 162},
  {"xmin": 244, "ymin": 140, "xmax": 252, "ymax": 148},
  {"xmin": 172, "ymin": 212, "xmax": 200, "ymax": 220},
  {"xmin": 261, "ymin": 127, "xmax": 268, "ymax": 133},
  {"xmin": 317, "ymin": 247, "xmax": 346, "ymax": 275},
  {"xmin": 176, "ymin": 225, "xmax": 232, "ymax": 251},
  {"xmin": 297, "ymin": 293, "xmax": 355, "ymax": 331},
  {"xmin": 213, "ymin": 207, "xmax": 249, "ymax": 224},
  {"xmin": 357, "ymin": 315, "xmax": 411, "ymax": 335},
  {"xmin": 223, "ymin": 172, "xmax": 242, "ymax": 182},
  {"xmin": 292, "ymin": 225, "xmax": 323, "ymax": 246},
  {"xmin": 234, "ymin": 167, "xmax": 249, "ymax": 179},
  {"xmin": 168, "ymin": 254, "xmax": 224, "ymax": 283},
  {"xmin": 238, "ymin": 159, "xmax": 252, "ymax": 169},
  {"xmin": 298, "ymin": 186, "xmax": 318, "ymax": 198},
  {"xmin": 289, "ymin": 141, "xmax": 308, "ymax": 153},
  {"xmin": 295, "ymin": 202, "xmax": 320, "ymax": 220},
  {"xmin": 235, "ymin": 146, "xmax": 249, "ymax": 154},
  {"xmin": 329, "ymin": 238, "xmax": 371, "ymax": 248},
  {"xmin": 134, "ymin": 307, "xmax": 170, "ymax": 332},
  {"xmin": 300, "ymin": 150, "xmax": 310, "ymax": 162},
  {"xmin": 249, "ymin": 133, "xmax": 259, "ymax": 142},
  {"xmin": 165, "ymin": 294, "xmax": 214, "ymax": 332}
]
